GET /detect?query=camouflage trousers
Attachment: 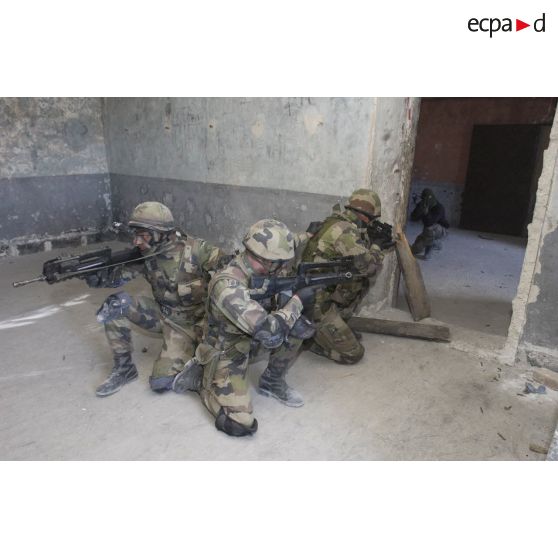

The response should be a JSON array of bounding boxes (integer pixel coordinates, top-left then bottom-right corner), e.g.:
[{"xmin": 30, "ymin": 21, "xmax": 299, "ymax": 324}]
[
  {"xmin": 411, "ymin": 224, "xmax": 447, "ymax": 256},
  {"xmin": 103, "ymin": 295, "xmax": 202, "ymax": 380},
  {"xmin": 308, "ymin": 303, "xmax": 364, "ymax": 365},
  {"xmin": 200, "ymin": 336, "xmax": 304, "ymax": 429}
]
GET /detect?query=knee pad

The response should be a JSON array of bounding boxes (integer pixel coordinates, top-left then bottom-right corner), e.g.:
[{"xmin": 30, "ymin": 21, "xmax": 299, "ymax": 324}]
[
  {"xmin": 214, "ymin": 409, "xmax": 258, "ymax": 437},
  {"xmin": 253, "ymin": 314, "xmax": 289, "ymax": 350},
  {"xmin": 338, "ymin": 344, "xmax": 365, "ymax": 365},
  {"xmin": 290, "ymin": 315, "xmax": 316, "ymax": 340},
  {"xmin": 96, "ymin": 291, "xmax": 132, "ymax": 323}
]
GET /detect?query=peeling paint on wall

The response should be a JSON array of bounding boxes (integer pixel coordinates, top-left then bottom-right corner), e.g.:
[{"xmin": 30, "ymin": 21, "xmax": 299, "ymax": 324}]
[
  {"xmin": 1, "ymin": 98, "xmax": 111, "ymax": 251},
  {"xmin": 0, "ymin": 98, "xmax": 108, "ymax": 178}
]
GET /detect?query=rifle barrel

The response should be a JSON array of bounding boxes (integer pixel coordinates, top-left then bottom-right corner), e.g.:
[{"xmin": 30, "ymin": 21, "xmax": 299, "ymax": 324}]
[{"xmin": 12, "ymin": 276, "xmax": 46, "ymax": 288}]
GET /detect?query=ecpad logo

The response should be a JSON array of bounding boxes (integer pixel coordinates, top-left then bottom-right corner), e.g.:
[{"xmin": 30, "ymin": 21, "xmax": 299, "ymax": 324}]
[{"xmin": 468, "ymin": 13, "xmax": 546, "ymax": 37}]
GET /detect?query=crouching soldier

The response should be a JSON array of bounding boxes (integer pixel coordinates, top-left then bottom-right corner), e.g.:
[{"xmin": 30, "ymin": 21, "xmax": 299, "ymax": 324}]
[
  {"xmin": 174, "ymin": 219, "xmax": 315, "ymax": 437},
  {"xmin": 85, "ymin": 201, "xmax": 226, "ymax": 397},
  {"xmin": 410, "ymin": 188, "xmax": 450, "ymax": 260},
  {"xmin": 301, "ymin": 188, "xmax": 389, "ymax": 365}
]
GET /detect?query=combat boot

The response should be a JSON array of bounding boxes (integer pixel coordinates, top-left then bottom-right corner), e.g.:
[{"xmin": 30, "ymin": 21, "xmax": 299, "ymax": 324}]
[
  {"xmin": 96, "ymin": 353, "xmax": 138, "ymax": 397},
  {"xmin": 258, "ymin": 366, "xmax": 304, "ymax": 407},
  {"xmin": 172, "ymin": 359, "xmax": 203, "ymax": 394},
  {"xmin": 423, "ymin": 246, "xmax": 433, "ymax": 260}
]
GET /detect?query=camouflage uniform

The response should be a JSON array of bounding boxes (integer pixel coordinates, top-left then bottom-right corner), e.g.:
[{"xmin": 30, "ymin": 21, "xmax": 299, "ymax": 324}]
[
  {"xmin": 88, "ymin": 201, "xmax": 225, "ymax": 396},
  {"xmin": 302, "ymin": 189, "xmax": 384, "ymax": 364},
  {"xmin": 101, "ymin": 235, "xmax": 224, "ymax": 388},
  {"xmin": 197, "ymin": 219, "xmax": 309, "ymax": 436}
]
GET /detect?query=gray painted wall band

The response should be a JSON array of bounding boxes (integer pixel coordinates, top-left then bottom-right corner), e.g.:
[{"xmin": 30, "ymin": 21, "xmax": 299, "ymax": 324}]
[
  {"xmin": 111, "ymin": 173, "xmax": 341, "ymax": 251},
  {"xmin": 0, "ymin": 174, "xmax": 112, "ymax": 241}
]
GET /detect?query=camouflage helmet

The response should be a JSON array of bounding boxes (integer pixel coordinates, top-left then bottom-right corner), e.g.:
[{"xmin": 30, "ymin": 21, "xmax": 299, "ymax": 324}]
[
  {"xmin": 345, "ymin": 188, "xmax": 381, "ymax": 219},
  {"xmin": 128, "ymin": 202, "xmax": 175, "ymax": 232},
  {"xmin": 243, "ymin": 219, "xmax": 295, "ymax": 261}
]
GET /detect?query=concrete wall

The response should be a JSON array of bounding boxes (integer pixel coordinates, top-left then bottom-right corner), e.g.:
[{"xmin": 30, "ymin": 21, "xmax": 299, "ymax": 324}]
[
  {"xmin": 103, "ymin": 97, "xmax": 419, "ymax": 307},
  {"xmin": 104, "ymin": 97, "xmax": 376, "ymax": 251},
  {"xmin": 0, "ymin": 98, "xmax": 110, "ymax": 254},
  {"xmin": 502, "ymin": 108, "xmax": 558, "ymax": 375},
  {"xmin": 365, "ymin": 98, "xmax": 421, "ymax": 308},
  {"xmin": 104, "ymin": 98, "xmax": 373, "ymax": 196},
  {"xmin": 410, "ymin": 98, "xmax": 557, "ymax": 226}
]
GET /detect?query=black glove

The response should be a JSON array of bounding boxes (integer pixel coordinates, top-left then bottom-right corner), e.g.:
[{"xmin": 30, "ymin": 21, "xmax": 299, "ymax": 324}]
[
  {"xmin": 84, "ymin": 268, "xmax": 126, "ymax": 288},
  {"xmin": 367, "ymin": 220, "xmax": 394, "ymax": 250},
  {"xmin": 253, "ymin": 314, "xmax": 290, "ymax": 349},
  {"xmin": 217, "ymin": 252, "xmax": 237, "ymax": 269},
  {"xmin": 377, "ymin": 238, "xmax": 396, "ymax": 250},
  {"xmin": 84, "ymin": 270, "xmax": 105, "ymax": 288},
  {"xmin": 306, "ymin": 221, "xmax": 323, "ymax": 235},
  {"xmin": 294, "ymin": 285, "xmax": 319, "ymax": 311}
]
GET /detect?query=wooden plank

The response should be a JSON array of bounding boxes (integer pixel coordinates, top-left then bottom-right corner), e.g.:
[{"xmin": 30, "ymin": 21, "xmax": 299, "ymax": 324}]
[
  {"xmin": 348, "ymin": 316, "xmax": 450, "ymax": 343},
  {"xmin": 394, "ymin": 224, "xmax": 430, "ymax": 321}
]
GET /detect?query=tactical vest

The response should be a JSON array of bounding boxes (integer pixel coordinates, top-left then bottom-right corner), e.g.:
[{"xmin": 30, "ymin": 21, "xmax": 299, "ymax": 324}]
[
  {"xmin": 144, "ymin": 239, "xmax": 209, "ymax": 318},
  {"xmin": 301, "ymin": 215, "xmax": 344, "ymax": 262}
]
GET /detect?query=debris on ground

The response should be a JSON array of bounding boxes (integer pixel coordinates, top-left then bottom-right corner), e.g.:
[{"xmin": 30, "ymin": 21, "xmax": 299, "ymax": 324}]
[
  {"xmin": 142, "ymin": 347, "xmax": 148, "ymax": 353},
  {"xmin": 478, "ymin": 234, "xmax": 495, "ymax": 240},
  {"xmin": 491, "ymin": 373, "xmax": 501, "ymax": 382},
  {"xmin": 480, "ymin": 406, "xmax": 484, "ymax": 414},
  {"xmin": 529, "ymin": 443, "xmax": 548, "ymax": 454},
  {"xmin": 497, "ymin": 432, "xmax": 506, "ymax": 441},
  {"xmin": 504, "ymin": 405, "xmax": 512, "ymax": 411},
  {"xmin": 523, "ymin": 382, "xmax": 547, "ymax": 395},
  {"xmin": 62, "ymin": 354, "xmax": 66, "ymax": 361}
]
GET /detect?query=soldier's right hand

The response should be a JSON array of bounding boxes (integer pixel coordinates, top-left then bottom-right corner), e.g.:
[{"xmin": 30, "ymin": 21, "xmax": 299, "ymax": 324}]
[
  {"xmin": 294, "ymin": 285, "xmax": 319, "ymax": 310},
  {"xmin": 84, "ymin": 271, "xmax": 104, "ymax": 288},
  {"xmin": 85, "ymin": 268, "xmax": 127, "ymax": 288}
]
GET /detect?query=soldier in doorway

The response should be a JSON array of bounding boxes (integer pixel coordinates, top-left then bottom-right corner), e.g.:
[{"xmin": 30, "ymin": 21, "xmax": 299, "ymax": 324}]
[{"xmin": 410, "ymin": 188, "xmax": 450, "ymax": 260}]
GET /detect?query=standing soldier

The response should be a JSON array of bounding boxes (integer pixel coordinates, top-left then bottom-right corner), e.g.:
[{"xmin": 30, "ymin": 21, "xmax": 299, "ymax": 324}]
[
  {"xmin": 85, "ymin": 201, "xmax": 227, "ymax": 397},
  {"xmin": 177, "ymin": 219, "xmax": 316, "ymax": 437},
  {"xmin": 301, "ymin": 188, "xmax": 389, "ymax": 365},
  {"xmin": 410, "ymin": 188, "xmax": 450, "ymax": 260}
]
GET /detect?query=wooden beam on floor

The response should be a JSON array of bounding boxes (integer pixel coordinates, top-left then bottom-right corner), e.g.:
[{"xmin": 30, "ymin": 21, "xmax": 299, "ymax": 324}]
[{"xmin": 348, "ymin": 316, "xmax": 451, "ymax": 343}]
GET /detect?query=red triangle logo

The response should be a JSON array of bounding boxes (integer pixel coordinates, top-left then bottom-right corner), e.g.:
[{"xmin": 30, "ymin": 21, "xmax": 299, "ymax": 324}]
[{"xmin": 516, "ymin": 19, "xmax": 530, "ymax": 31}]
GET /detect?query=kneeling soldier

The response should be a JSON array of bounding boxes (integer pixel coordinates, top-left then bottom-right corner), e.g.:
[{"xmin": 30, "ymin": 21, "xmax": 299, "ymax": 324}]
[
  {"xmin": 301, "ymin": 188, "xmax": 388, "ymax": 364},
  {"xmin": 187, "ymin": 219, "xmax": 315, "ymax": 437},
  {"xmin": 85, "ymin": 201, "xmax": 226, "ymax": 397}
]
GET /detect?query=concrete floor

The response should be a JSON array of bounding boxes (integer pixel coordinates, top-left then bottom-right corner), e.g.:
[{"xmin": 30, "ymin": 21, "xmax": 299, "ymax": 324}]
[
  {"xmin": 1, "ymin": 237, "xmax": 557, "ymax": 460},
  {"xmin": 400, "ymin": 223, "xmax": 528, "ymax": 354}
]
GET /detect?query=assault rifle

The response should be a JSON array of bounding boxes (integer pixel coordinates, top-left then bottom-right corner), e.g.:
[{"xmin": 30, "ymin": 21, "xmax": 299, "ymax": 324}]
[
  {"xmin": 367, "ymin": 220, "xmax": 395, "ymax": 249},
  {"xmin": 248, "ymin": 257, "xmax": 364, "ymax": 301},
  {"xmin": 12, "ymin": 246, "xmax": 147, "ymax": 288}
]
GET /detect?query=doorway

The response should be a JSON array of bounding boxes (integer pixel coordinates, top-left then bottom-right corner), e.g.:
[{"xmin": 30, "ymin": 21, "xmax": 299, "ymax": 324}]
[
  {"xmin": 460, "ymin": 124, "xmax": 552, "ymax": 236},
  {"xmin": 401, "ymin": 98, "xmax": 557, "ymax": 349}
]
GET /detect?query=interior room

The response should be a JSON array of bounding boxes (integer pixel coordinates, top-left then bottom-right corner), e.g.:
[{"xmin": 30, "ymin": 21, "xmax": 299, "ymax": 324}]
[
  {"xmin": 1, "ymin": 97, "xmax": 558, "ymax": 460},
  {"xmin": 401, "ymin": 98, "xmax": 557, "ymax": 352}
]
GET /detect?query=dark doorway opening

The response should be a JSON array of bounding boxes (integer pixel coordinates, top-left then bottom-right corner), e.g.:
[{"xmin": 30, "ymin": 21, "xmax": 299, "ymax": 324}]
[
  {"xmin": 460, "ymin": 124, "xmax": 552, "ymax": 237},
  {"xmin": 402, "ymin": 98, "xmax": 557, "ymax": 349}
]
